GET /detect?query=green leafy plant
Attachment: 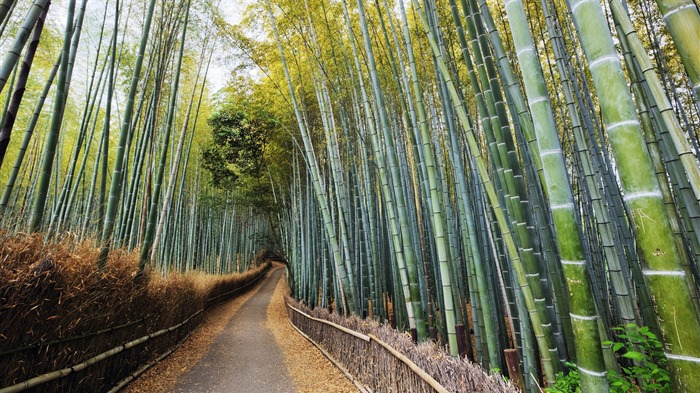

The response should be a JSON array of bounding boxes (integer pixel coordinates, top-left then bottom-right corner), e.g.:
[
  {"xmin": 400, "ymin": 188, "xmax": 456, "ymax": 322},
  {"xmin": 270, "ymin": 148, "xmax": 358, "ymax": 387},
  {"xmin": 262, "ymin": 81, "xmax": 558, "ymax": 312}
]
[
  {"xmin": 546, "ymin": 324, "xmax": 671, "ymax": 392},
  {"xmin": 546, "ymin": 362, "xmax": 581, "ymax": 393},
  {"xmin": 605, "ymin": 324, "xmax": 671, "ymax": 392}
]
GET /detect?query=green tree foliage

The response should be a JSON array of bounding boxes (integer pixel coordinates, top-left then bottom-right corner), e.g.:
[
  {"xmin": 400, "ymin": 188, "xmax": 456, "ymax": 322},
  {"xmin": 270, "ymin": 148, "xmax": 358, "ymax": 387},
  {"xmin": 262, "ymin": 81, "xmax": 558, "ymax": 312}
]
[
  {"xmin": 203, "ymin": 103, "xmax": 273, "ymax": 188},
  {"xmin": 202, "ymin": 84, "xmax": 289, "ymax": 251}
]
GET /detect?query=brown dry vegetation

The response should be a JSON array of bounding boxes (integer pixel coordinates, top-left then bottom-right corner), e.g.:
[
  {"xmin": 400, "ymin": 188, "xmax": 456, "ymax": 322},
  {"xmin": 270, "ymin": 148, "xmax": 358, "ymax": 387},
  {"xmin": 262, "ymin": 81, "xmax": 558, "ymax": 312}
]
[{"xmin": 0, "ymin": 232, "xmax": 270, "ymax": 392}]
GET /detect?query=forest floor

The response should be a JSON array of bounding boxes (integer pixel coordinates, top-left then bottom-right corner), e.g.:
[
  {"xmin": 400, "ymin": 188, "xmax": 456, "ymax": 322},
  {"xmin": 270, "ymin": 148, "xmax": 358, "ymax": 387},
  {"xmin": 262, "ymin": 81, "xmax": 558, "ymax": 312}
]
[{"xmin": 123, "ymin": 264, "xmax": 356, "ymax": 393}]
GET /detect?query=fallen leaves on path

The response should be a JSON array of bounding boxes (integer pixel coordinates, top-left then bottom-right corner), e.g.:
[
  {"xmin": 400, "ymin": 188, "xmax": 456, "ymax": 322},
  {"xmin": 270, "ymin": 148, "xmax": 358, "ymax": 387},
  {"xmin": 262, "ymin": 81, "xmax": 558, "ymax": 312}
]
[
  {"xmin": 266, "ymin": 274, "xmax": 357, "ymax": 393},
  {"xmin": 122, "ymin": 269, "xmax": 273, "ymax": 393}
]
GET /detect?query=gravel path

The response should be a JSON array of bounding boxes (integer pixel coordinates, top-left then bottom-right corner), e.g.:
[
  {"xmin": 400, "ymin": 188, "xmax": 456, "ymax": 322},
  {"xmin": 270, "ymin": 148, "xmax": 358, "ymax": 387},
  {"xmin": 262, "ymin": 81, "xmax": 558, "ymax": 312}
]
[{"xmin": 174, "ymin": 268, "xmax": 294, "ymax": 393}]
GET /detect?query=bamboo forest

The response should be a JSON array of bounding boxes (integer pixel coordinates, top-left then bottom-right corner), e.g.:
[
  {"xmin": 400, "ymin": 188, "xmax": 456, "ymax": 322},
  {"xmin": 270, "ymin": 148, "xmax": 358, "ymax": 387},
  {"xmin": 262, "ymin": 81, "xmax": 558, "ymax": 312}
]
[{"xmin": 0, "ymin": 0, "xmax": 699, "ymax": 391}]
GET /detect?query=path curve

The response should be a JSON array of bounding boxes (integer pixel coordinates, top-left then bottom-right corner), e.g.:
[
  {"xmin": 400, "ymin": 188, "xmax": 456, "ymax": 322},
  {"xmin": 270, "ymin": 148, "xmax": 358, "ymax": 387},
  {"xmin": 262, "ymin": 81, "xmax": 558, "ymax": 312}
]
[{"xmin": 174, "ymin": 268, "xmax": 294, "ymax": 393}]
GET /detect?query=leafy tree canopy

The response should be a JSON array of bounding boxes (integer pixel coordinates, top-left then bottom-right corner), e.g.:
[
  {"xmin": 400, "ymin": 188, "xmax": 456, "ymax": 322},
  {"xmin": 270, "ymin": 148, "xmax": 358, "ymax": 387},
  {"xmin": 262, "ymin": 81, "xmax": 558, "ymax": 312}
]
[{"xmin": 202, "ymin": 98, "xmax": 276, "ymax": 189}]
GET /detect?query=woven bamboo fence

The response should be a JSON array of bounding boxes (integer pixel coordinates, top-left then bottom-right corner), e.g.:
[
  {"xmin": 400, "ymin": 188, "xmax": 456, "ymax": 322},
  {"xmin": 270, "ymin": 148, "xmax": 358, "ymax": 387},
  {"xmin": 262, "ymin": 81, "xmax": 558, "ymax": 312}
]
[
  {"xmin": 0, "ymin": 262, "xmax": 271, "ymax": 393},
  {"xmin": 286, "ymin": 300, "xmax": 518, "ymax": 393}
]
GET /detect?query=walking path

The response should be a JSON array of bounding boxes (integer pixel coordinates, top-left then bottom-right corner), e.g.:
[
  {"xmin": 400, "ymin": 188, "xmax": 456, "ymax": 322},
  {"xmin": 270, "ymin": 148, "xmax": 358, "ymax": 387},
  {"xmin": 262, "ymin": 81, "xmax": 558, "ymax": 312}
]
[
  {"xmin": 174, "ymin": 268, "xmax": 293, "ymax": 392},
  {"xmin": 124, "ymin": 265, "xmax": 356, "ymax": 393}
]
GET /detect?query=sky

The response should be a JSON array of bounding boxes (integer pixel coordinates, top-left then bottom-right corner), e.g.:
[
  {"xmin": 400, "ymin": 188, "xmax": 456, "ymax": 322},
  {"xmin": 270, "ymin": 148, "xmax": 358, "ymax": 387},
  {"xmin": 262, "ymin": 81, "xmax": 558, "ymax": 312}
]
[
  {"xmin": 209, "ymin": 1, "xmax": 252, "ymax": 93},
  {"xmin": 220, "ymin": 1, "xmax": 249, "ymax": 24},
  {"xmin": 20, "ymin": 0, "xmax": 255, "ymax": 96}
]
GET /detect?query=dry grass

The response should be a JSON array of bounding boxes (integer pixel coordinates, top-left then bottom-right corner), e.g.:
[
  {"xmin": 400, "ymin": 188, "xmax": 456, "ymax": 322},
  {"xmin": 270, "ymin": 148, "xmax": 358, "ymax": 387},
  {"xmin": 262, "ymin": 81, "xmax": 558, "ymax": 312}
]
[
  {"xmin": 0, "ymin": 232, "xmax": 270, "ymax": 392},
  {"xmin": 266, "ymin": 273, "xmax": 357, "ymax": 393}
]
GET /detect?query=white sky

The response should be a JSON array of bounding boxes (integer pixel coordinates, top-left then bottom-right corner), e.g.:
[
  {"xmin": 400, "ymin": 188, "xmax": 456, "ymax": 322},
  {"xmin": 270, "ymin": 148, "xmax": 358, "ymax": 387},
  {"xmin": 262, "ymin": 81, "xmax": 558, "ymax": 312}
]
[
  {"xmin": 25, "ymin": 0, "xmax": 253, "ymax": 96},
  {"xmin": 209, "ymin": 1, "xmax": 251, "ymax": 93}
]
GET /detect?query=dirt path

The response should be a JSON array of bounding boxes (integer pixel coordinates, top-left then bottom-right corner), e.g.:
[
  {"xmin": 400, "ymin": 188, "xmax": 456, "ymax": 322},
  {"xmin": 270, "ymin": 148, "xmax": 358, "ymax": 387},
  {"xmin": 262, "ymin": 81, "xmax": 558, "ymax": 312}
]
[
  {"xmin": 173, "ymin": 268, "xmax": 293, "ymax": 393},
  {"xmin": 124, "ymin": 268, "xmax": 276, "ymax": 393},
  {"xmin": 123, "ymin": 265, "xmax": 356, "ymax": 393},
  {"xmin": 266, "ymin": 274, "xmax": 357, "ymax": 393}
]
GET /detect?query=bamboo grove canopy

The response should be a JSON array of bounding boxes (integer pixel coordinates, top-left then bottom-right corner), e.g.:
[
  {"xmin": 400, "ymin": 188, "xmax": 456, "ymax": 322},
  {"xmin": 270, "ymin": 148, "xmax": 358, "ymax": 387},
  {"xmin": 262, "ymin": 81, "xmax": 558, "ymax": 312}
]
[{"xmin": 0, "ymin": 0, "xmax": 699, "ymax": 391}]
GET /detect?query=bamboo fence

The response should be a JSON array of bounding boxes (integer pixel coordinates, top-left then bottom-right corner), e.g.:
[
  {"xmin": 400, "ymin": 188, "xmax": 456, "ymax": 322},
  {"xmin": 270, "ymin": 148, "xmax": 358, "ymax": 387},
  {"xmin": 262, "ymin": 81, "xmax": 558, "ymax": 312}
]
[
  {"xmin": 286, "ymin": 300, "xmax": 517, "ymax": 392},
  {"xmin": 0, "ymin": 264, "xmax": 271, "ymax": 393}
]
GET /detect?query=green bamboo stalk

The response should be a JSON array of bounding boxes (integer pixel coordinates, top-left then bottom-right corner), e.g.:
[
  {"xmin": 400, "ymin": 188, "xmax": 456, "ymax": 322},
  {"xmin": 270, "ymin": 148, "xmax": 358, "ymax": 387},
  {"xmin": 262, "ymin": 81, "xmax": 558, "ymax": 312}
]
[
  {"xmin": 28, "ymin": 0, "xmax": 75, "ymax": 233},
  {"xmin": 409, "ymin": 0, "xmax": 559, "ymax": 382},
  {"xmin": 264, "ymin": 0, "xmax": 357, "ymax": 314},
  {"xmin": 566, "ymin": 0, "xmax": 700, "ymax": 388},
  {"xmin": 335, "ymin": 0, "xmax": 418, "ymax": 326},
  {"xmin": 151, "ymin": 6, "xmax": 203, "ymax": 263},
  {"xmin": 651, "ymin": 0, "xmax": 700, "ymax": 102},
  {"xmin": 502, "ymin": 0, "xmax": 609, "ymax": 388},
  {"xmin": 0, "ymin": 0, "xmax": 49, "ymax": 96},
  {"xmin": 609, "ymin": 0, "xmax": 700, "ymax": 209},
  {"xmin": 97, "ymin": 0, "xmax": 157, "ymax": 268},
  {"xmin": 0, "ymin": 0, "xmax": 16, "ymax": 27},
  {"xmin": 0, "ymin": 0, "xmax": 48, "ymax": 169},
  {"xmin": 51, "ymin": 1, "xmax": 110, "ymax": 230},
  {"xmin": 342, "ymin": 0, "xmax": 428, "ymax": 338}
]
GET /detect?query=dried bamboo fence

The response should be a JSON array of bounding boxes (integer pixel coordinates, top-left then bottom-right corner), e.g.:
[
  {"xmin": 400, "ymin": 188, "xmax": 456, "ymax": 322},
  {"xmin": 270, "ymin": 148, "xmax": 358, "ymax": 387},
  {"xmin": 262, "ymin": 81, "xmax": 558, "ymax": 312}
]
[
  {"xmin": 0, "ymin": 262, "xmax": 272, "ymax": 393},
  {"xmin": 286, "ymin": 300, "xmax": 518, "ymax": 393}
]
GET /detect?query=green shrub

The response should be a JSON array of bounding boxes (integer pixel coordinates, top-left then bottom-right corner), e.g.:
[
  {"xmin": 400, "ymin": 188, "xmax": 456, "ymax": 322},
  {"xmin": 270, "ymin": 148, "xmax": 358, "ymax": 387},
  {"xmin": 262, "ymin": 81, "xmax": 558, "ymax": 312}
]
[{"xmin": 545, "ymin": 324, "xmax": 671, "ymax": 393}]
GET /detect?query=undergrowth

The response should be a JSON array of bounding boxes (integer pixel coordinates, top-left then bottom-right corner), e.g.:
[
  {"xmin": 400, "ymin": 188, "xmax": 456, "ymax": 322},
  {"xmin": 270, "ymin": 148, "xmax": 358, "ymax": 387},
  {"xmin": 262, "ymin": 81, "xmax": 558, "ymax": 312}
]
[{"xmin": 546, "ymin": 324, "xmax": 671, "ymax": 393}]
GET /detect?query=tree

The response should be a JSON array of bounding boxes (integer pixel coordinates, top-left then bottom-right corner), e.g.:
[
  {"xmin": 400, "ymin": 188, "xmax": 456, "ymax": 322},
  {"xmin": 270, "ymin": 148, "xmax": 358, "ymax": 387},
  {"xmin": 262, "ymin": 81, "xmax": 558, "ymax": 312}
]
[{"xmin": 203, "ymin": 102, "xmax": 271, "ymax": 187}]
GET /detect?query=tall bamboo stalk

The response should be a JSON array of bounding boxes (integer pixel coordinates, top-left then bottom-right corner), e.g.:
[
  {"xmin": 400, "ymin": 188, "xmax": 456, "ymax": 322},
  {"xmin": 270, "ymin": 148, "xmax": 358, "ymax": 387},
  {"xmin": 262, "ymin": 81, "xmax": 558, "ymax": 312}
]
[
  {"xmin": 28, "ymin": 0, "xmax": 76, "ymax": 232},
  {"xmin": 567, "ymin": 0, "xmax": 700, "ymax": 387},
  {"xmin": 98, "ymin": 0, "xmax": 157, "ymax": 268},
  {"xmin": 0, "ymin": 0, "xmax": 48, "ymax": 169},
  {"xmin": 502, "ymin": 0, "xmax": 608, "ymax": 388},
  {"xmin": 264, "ymin": 0, "xmax": 357, "ymax": 314}
]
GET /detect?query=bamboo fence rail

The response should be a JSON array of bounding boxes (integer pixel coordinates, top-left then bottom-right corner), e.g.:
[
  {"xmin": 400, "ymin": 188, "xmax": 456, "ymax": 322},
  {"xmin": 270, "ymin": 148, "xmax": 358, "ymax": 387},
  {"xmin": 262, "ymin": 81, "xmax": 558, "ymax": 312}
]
[
  {"xmin": 0, "ymin": 264, "xmax": 271, "ymax": 393},
  {"xmin": 286, "ymin": 300, "xmax": 511, "ymax": 392}
]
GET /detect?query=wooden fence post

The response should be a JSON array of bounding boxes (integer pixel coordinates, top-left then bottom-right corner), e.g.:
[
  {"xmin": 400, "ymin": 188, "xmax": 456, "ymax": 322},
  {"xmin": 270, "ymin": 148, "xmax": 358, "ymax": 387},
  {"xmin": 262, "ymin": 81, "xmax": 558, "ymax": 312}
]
[{"xmin": 504, "ymin": 348, "xmax": 525, "ymax": 391}]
